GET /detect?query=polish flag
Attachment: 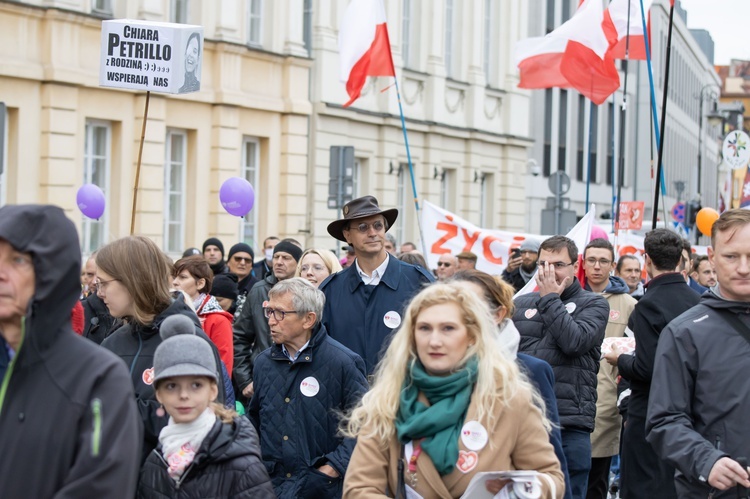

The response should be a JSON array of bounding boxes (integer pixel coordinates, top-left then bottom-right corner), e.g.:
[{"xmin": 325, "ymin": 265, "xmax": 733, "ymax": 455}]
[
  {"xmin": 338, "ymin": 0, "xmax": 396, "ymax": 107},
  {"xmin": 515, "ymin": 0, "xmax": 620, "ymax": 105},
  {"xmin": 603, "ymin": 0, "xmax": 653, "ymax": 60}
]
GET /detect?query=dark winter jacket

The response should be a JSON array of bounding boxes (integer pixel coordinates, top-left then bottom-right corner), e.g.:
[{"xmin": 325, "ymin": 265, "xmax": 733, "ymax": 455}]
[
  {"xmin": 138, "ymin": 416, "xmax": 276, "ymax": 498},
  {"xmin": 248, "ymin": 323, "xmax": 368, "ymax": 499},
  {"xmin": 0, "ymin": 205, "xmax": 141, "ymax": 499},
  {"xmin": 319, "ymin": 256, "xmax": 434, "ymax": 374},
  {"xmin": 501, "ymin": 266, "xmax": 529, "ymax": 293},
  {"xmin": 688, "ymin": 276, "xmax": 708, "ymax": 295},
  {"xmin": 81, "ymin": 291, "xmax": 118, "ymax": 344},
  {"xmin": 233, "ymin": 274, "xmax": 277, "ymax": 392},
  {"xmin": 513, "ymin": 279, "xmax": 609, "ymax": 431},
  {"xmin": 253, "ymin": 258, "xmax": 272, "ymax": 281},
  {"xmin": 101, "ymin": 294, "xmax": 231, "ymax": 462},
  {"xmin": 647, "ymin": 290, "xmax": 750, "ymax": 498},
  {"xmin": 617, "ymin": 272, "xmax": 699, "ymax": 420}
]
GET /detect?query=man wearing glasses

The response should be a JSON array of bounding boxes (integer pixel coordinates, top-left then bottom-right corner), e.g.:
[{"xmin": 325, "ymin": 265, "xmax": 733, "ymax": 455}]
[
  {"xmin": 436, "ymin": 253, "xmax": 458, "ymax": 281},
  {"xmin": 581, "ymin": 238, "xmax": 637, "ymax": 499},
  {"xmin": 513, "ymin": 235, "xmax": 609, "ymax": 499},
  {"xmin": 320, "ymin": 196, "xmax": 434, "ymax": 374},
  {"xmin": 248, "ymin": 278, "xmax": 367, "ymax": 497}
]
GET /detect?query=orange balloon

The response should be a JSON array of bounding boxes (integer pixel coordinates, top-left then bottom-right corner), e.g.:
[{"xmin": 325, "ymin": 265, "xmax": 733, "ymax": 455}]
[{"xmin": 696, "ymin": 207, "xmax": 720, "ymax": 237}]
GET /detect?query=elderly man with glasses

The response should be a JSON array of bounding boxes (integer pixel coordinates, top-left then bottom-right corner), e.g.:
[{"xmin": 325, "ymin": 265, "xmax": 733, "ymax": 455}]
[
  {"xmin": 435, "ymin": 253, "xmax": 458, "ymax": 281},
  {"xmin": 319, "ymin": 196, "xmax": 434, "ymax": 374},
  {"xmin": 248, "ymin": 278, "xmax": 367, "ymax": 498},
  {"xmin": 512, "ymin": 235, "xmax": 609, "ymax": 499}
]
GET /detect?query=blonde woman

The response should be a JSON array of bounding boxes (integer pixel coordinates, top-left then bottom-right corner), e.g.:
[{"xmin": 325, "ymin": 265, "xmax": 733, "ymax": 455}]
[
  {"xmin": 295, "ymin": 248, "xmax": 343, "ymax": 288},
  {"xmin": 342, "ymin": 283, "xmax": 564, "ymax": 498}
]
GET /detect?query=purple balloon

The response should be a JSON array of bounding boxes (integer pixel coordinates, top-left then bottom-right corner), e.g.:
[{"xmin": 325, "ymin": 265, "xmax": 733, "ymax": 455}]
[
  {"xmin": 76, "ymin": 184, "xmax": 106, "ymax": 220},
  {"xmin": 220, "ymin": 177, "xmax": 255, "ymax": 217}
]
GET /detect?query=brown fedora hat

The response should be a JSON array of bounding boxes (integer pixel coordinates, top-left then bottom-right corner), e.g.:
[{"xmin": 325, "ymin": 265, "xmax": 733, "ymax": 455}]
[{"xmin": 327, "ymin": 196, "xmax": 398, "ymax": 242}]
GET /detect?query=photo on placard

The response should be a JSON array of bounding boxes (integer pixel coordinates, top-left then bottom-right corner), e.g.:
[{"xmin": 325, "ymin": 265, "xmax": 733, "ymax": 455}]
[{"xmin": 179, "ymin": 31, "xmax": 202, "ymax": 93}]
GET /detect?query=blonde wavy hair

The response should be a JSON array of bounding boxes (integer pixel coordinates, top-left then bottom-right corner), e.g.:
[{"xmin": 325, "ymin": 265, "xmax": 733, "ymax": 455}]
[
  {"xmin": 342, "ymin": 282, "xmax": 549, "ymax": 444},
  {"xmin": 295, "ymin": 248, "xmax": 343, "ymax": 278}
]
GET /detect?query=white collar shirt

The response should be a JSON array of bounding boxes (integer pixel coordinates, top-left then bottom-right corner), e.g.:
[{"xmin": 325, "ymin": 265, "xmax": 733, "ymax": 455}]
[{"xmin": 356, "ymin": 253, "xmax": 390, "ymax": 286}]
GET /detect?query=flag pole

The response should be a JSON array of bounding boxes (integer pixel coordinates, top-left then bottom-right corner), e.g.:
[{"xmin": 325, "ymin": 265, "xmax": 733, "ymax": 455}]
[
  {"xmin": 649, "ymin": 0, "xmax": 675, "ymax": 229},
  {"xmin": 614, "ymin": 0, "xmax": 633, "ymax": 241},
  {"xmin": 130, "ymin": 91, "xmax": 151, "ymax": 235},
  {"xmin": 391, "ymin": 75, "xmax": 428, "ymax": 256}
]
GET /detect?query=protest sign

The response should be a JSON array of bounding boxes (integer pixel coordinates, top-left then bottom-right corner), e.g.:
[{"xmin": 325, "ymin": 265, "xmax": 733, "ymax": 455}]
[
  {"xmin": 618, "ymin": 201, "xmax": 644, "ymax": 230},
  {"xmin": 99, "ymin": 19, "xmax": 203, "ymax": 94}
]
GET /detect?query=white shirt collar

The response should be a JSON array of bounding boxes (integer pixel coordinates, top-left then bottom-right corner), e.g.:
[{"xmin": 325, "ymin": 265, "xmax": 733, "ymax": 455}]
[{"xmin": 356, "ymin": 253, "xmax": 390, "ymax": 286}]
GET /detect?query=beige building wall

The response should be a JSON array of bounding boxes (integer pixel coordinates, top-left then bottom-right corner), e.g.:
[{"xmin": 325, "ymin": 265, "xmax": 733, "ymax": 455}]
[{"xmin": 0, "ymin": 0, "xmax": 311, "ymax": 257}]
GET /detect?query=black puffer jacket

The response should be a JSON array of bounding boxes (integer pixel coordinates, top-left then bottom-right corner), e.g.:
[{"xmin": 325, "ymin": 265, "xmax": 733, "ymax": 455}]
[
  {"xmin": 81, "ymin": 292, "xmax": 118, "ymax": 344},
  {"xmin": 138, "ymin": 416, "xmax": 276, "ymax": 498},
  {"xmin": 0, "ymin": 205, "xmax": 141, "ymax": 498},
  {"xmin": 513, "ymin": 279, "xmax": 609, "ymax": 431},
  {"xmin": 101, "ymin": 295, "xmax": 230, "ymax": 462}
]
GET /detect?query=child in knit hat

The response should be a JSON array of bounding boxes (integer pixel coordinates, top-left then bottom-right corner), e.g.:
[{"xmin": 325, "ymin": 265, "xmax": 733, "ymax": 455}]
[{"xmin": 137, "ymin": 315, "xmax": 274, "ymax": 498}]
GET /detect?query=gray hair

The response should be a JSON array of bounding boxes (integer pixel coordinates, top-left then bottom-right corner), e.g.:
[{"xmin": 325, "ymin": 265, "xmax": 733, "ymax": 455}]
[
  {"xmin": 268, "ymin": 277, "xmax": 326, "ymax": 326},
  {"xmin": 385, "ymin": 232, "xmax": 397, "ymax": 245}
]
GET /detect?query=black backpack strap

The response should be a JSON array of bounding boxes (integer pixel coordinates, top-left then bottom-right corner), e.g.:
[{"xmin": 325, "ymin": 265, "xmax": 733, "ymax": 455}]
[{"xmin": 714, "ymin": 308, "xmax": 750, "ymax": 347}]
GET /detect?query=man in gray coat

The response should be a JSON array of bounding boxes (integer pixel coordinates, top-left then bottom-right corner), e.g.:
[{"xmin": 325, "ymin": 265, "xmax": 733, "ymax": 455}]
[{"xmin": 647, "ymin": 209, "xmax": 750, "ymax": 498}]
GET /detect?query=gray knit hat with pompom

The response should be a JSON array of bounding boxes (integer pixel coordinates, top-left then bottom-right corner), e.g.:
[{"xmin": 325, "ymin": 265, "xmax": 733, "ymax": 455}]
[{"xmin": 153, "ymin": 315, "xmax": 218, "ymax": 383}]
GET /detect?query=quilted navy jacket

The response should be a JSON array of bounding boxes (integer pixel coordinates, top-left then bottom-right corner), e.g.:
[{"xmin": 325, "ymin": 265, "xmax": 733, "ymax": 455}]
[{"xmin": 248, "ymin": 323, "xmax": 368, "ymax": 498}]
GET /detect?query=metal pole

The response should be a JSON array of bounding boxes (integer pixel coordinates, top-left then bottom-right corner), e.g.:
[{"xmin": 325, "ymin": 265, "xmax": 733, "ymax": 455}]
[{"xmin": 555, "ymin": 173, "xmax": 561, "ymax": 234}]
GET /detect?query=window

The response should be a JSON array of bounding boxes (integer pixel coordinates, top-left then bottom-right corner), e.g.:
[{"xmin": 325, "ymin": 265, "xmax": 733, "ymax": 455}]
[
  {"xmin": 396, "ymin": 163, "xmax": 408, "ymax": 244},
  {"xmin": 92, "ymin": 0, "xmax": 113, "ymax": 14},
  {"xmin": 171, "ymin": 0, "xmax": 189, "ymax": 24},
  {"xmin": 352, "ymin": 158, "xmax": 368, "ymax": 198},
  {"xmin": 82, "ymin": 121, "xmax": 111, "ymax": 254},
  {"xmin": 558, "ymin": 90, "xmax": 568, "ymax": 172},
  {"xmin": 248, "ymin": 0, "xmax": 263, "ymax": 47},
  {"xmin": 483, "ymin": 0, "xmax": 494, "ymax": 83},
  {"xmin": 479, "ymin": 173, "xmax": 493, "ymax": 228},
  {"xmin": 164, "ymin": 130, "xmax": 187, "ymax": 254},
  {"xmin": 543, "ymin": 89, "xmax": 552, "ymax": 177},
  {"xmin": 439, "ymin": 169, "xmax": 456, "ymax": 212},
  {"xmin": 444, "ymin": 0, "xmax": 457, "ymax": 78},
  {"xmin": 303, "ymin": 0, "xmax": 313, "ymax": 54},
  {"xmin": 576, "ymin": 96, "xmax": 585, "ymax": 181},
  {"xmin": 240, "ymin": 137, "xmax": 260, "ymax": 248},
  {"xmin": 402, "ymin": 0, "xmax": 416, "ymax": 68},
  {"xmin": 545, "ymin": 0, "xmax": 555, "ymax": 33},
  {"xmin": 606, "ymin": 102, "xmax": 615, "ymax": 185}
]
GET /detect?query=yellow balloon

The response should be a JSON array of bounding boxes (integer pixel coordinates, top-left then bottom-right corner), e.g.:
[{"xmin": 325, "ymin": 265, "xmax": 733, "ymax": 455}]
[{"xmin": 696, "ymin": 208, "xmax": 720, "ymax": 237}]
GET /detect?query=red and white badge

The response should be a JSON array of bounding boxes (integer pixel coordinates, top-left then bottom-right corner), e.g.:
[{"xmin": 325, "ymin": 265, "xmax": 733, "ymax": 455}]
[
  {"xmin": 461, "ymin": 420, "xmax": 489, "ymax": 451},
  {"xmin": 300, "ymin": 376, "xmax": 320, "ymax": 397},
  {"xmin": 456, "ymin": 450, "xmax": 479, "ymax": 474},
  {"xmin": 384, "ymin": 311, "xmax": 402, "ymax": 329},
  {"xmin": 524, "ymin": 309, "xmax": 537, "ymax": 319},
  {"xmin": 610, "ymin": 310, "xmax": 621, "ymax": 321},
  {"xmin": 142, "ymin": 367, "xmax": 155, "ymax": 385}
]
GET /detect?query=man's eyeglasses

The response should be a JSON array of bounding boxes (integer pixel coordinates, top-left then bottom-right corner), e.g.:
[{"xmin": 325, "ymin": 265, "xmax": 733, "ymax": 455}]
[
  {"xmin": 263, "ymin": 307, "xmax": 299, "ymax": 321},
  {"xmin": 538, "ymin": 261, "xmax": 574, "ymax": 269},
  {"xmin": 436, "ymin": 262, "xmax": 453, "ymax": 267},
  {"xmin": 232, "ymin": 256, "xmax": 253, "ymax": 263},
  {"xmin": 584, "ymin": 258, "xmax": 613, "ymax": 267},
  {"xmin": 347, "ymin": 221, "xmax": 385, "ymax": 233}
]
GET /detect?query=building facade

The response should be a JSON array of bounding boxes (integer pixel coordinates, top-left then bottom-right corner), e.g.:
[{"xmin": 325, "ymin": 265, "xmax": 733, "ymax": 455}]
[
  {"xmin": 0, "ymin": 0, "xmax": 535, "ymax": 259},
  {"xmin": 524, "ymin": 0, "xmax": 721, "ymax": 238}
]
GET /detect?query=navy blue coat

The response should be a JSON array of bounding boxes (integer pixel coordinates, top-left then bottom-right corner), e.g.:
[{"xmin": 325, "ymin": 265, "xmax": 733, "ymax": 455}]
[
  {"xmin": 319, "ymin": 256, "xmax": 434, "ymax": 373},
  {"xmin": 248, "ymin": 324, "xmax": 368, "ymax": 498}
]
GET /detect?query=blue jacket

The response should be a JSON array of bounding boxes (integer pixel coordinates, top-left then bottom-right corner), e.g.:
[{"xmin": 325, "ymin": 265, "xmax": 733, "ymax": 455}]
[
  {"xmin": 319, "ymin": 256, "xmax": 434, "ymax": 373},
  {"xmin": 248, "ymin": 324, "xmax": 368, "ymax": 498}
]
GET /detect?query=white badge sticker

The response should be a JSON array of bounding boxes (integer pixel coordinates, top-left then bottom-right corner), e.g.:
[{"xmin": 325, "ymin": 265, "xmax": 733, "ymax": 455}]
[
  {"xmin": 565, "ymin": 302, "xmax": 577, "ymax": 314},
  {"xmin": 461, "ymin": 420, "xmax": 489, "ymax": 451},
  {"xmin": 384, "ymin": 311, "xmax": 402, "ymax": 329},
  {"xmin": 300, "ymin": 376, "xmax": 320, "ymax": 397},
  {"xmin": 524, "ymin": 308, "xmax": 537, "ymax": 319}
]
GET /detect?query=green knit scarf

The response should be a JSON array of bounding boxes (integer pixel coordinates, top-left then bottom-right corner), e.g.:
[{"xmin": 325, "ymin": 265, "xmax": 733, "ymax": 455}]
[{"xmin": 395, "ymin": 358, "xmax": 478, "ymax": 475}]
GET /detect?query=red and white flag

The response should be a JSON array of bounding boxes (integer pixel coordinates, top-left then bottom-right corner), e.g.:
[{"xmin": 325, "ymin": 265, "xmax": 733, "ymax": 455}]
[
  {"xmin": 603, "ymin": 0, "xmax": 653, "ymax": 60},
  {"xmin": 338, "ymin": 0, "xmax": 395, "ymax": 107},
  {"xmin": 515, "ymin": 0, "xmax": 620, "ymax": 105}
]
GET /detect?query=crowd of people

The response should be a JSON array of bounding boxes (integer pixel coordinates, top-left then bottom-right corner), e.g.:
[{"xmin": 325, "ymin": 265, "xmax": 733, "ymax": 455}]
[{"xmin": 1, "ymin": 196, "xmax": 749, "ymax": 499}]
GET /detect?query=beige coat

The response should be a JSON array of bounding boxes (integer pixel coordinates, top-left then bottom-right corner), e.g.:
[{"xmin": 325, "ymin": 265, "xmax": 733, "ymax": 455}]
[
  {"xmin": 590, "ymin": 291, "xmax": 636, "ymax": 457},
  {"xmin": 343, "ymin": 386, "xmax": 564, "ymax": 499}
]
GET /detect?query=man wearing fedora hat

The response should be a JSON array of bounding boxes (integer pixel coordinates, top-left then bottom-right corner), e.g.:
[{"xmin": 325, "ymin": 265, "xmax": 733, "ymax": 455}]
[{"xmin": 320, "ymin": 196, "xmax": 434, "ymax": 374}]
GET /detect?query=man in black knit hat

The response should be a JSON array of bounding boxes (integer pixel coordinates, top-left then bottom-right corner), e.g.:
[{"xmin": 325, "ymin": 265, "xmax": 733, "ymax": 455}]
[
  {"xmin": 203, "ymin": 237, "xmax": 229, "ymax": 275},
  {"xmin": 227, "ymin": 242, "xmax": 259, "ymax": 317}
]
